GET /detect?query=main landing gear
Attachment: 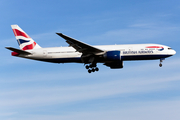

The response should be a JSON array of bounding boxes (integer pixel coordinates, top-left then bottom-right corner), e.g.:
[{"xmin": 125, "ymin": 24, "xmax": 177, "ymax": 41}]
[
  {"xmin": 159, "ymin": 58, "xmax": 165, "ymax": 67},
  {"xmin": 85, "ymin": 64, "xmax": 99, "ymax": 73}
]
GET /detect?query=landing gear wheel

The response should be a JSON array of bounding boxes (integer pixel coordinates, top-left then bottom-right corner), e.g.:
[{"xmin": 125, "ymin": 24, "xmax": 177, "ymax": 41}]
[
  {"xmin": 159, "ymin": 58, "xmax": 165, "ymax": 67},
  {"xmin": 88, "ymin": 69, "xmax": 91, "ymax": 73},
  {"xmin": 95, "ymin": 67, "xmax": 99, "ymax": 71},
  {"xmin": 92, "ymin": 68, "xmax": 95, "ymax": 72},
  {"xmin": 89, "ymin": 64, "xmax": 93, "ymax": 68},
  {"xmin": 85, "ymin": 63, "xmax": 99, "ymax": 73},
  {"xmin": 85, "ymin": 65, "xmax": 89, "ymax": 69}
]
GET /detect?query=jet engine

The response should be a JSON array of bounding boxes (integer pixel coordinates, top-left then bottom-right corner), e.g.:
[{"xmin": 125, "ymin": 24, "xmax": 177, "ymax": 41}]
[
  {"xmin": 103, "ymin": 51, "xmax": 121, "ymax": 61},
  {"xmin": 104, "ymin": 61, "xmax": 123, "ymax": 69}
]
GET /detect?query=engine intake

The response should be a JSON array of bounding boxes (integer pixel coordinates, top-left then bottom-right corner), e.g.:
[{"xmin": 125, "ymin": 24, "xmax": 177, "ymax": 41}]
[{"xmin": 104, "ymin": 51, "xmax": 121, "ymax": 61}]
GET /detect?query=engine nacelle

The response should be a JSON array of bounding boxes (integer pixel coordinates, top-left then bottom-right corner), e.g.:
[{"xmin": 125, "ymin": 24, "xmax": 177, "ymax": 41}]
[
  {"xmin": 104, "ymin": 61, "xmax": 123, "ymax": 69},
  {"xmin": 104, "ymin": 51, "xmax": 121, "ymax": 61}
]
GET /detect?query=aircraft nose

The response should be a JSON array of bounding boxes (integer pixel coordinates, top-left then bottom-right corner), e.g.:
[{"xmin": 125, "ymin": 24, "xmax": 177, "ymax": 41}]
[
  {"xmin": 173, "ymin": 50, "xmax": 176, "ymax": 55},
  {"xmin": 169, "ymin": 49, "xmax": 176, "ymax": 55}
]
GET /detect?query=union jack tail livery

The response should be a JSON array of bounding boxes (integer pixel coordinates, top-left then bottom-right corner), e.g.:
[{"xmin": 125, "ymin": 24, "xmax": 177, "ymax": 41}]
[{"xmin": 11, "ymin": 25, "xmax": 41, "ymax": 50}]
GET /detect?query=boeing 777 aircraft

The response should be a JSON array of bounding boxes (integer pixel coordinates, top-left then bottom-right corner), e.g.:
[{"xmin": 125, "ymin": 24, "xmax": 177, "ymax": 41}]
[{"xmin": 6, "ymin": 25, "xmax": 176, "ymax": 73}]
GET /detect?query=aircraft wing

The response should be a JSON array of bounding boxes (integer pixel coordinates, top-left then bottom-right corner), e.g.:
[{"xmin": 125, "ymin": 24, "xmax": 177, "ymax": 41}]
[
  {"xmin": 5, "ymin": 47, "xmax": 31, "ymax": 55},
  {"xmin": 56, "ymin": 33, "xmax": 104, "ymax": 54}
]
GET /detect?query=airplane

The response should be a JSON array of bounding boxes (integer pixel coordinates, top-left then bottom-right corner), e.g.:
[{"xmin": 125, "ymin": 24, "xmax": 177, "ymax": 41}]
[{"xmin": 6, "ymin": 25, "xmax": 176, "ymax": 73}]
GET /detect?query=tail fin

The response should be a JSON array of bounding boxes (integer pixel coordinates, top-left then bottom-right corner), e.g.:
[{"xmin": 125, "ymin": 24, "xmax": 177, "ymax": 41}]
[{"xmin": 11, "ymin": 25, "xmax": 41, "ymax": 50}]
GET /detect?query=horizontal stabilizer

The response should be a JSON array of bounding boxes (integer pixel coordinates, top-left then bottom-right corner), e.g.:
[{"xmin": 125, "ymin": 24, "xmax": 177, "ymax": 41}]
[{"xmin": 5, "ymin": 47, "xmax": 31, "ymax": 55}]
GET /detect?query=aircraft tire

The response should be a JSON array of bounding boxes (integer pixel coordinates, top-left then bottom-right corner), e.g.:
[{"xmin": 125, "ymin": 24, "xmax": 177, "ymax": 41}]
[
  {"xmin": 88, "ymin": 69, "xmax": 91, "ymax": 73},
  {"xmin": 86, "ymin": 65, "xmax": 89, "ymax": 69},
  {"xmin": 92, "ymin": 68, "xmax": 95, "ymax": 72},
  {"xmin": 95, "ymin": 67, "xmax": 99, "ymax": 71}
]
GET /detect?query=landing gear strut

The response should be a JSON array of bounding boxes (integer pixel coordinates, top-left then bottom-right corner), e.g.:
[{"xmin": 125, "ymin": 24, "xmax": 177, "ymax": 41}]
[
  {"xmin": 85, "ymin": 64, "xmax": 99, "ymax": 73},
  {"xmin": 159, "ymin": 58, "xmax": 165, "ymax": 67}
]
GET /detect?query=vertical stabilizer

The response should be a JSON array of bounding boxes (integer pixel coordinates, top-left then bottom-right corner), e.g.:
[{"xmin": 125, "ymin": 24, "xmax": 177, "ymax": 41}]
[{"xmin": 11, "ymin": 25, "xmax": 41, "ymax": 50}]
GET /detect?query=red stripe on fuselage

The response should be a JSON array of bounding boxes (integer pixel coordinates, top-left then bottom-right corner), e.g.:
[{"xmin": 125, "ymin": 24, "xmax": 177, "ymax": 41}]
[
  {"xmin": 12, "ymin": 29, "xmax": 31, "ymax": 38},
  {"xmin": 22, "ymin": 42, "xmax": 36, "ymax": 50},
  {"xmin": 146, "ymin": 46, "xmax": 163, "ymax": 48}
]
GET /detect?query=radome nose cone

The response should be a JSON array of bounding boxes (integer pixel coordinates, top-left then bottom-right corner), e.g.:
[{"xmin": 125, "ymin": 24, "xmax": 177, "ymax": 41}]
[
  {"xmin": 168, "ymin": 49, "xmax": 176, "ymax": 55},
  {"xmin": 173, "ymin": 50, "xmax": 176, "ymax": 55},
  {"xmin": 170, "ymin": 50, "xmax": 176, "ymax": 55}
]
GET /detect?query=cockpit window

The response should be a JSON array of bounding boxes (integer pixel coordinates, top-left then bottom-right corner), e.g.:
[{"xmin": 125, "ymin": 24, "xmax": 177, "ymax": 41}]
[{"xmin": 168, "ymin": 48, "xmax": 172, "ymax": 50}]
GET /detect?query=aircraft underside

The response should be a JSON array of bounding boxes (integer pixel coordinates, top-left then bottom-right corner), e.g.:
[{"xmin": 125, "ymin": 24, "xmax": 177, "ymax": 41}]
[
  {"xmin": 34, "ymin": 54, "xmax": 171, "ymax": 63},
  {"xmin": 28, "ymin": 54, "xmax": 172, "ymax": 73}
]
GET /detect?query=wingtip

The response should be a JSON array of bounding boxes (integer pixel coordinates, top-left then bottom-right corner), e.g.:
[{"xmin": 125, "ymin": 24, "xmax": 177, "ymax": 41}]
[
  {"xmin": 5, "ymin": 47, "xmax": 11, "ymax": 49},
  {"xmin": 56, "ymin": 33, "xmax": 63, "ymax": 35}
]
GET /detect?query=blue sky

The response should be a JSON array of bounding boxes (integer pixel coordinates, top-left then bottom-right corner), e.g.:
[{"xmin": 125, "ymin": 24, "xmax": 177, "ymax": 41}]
[{"xmin": 0, "ymin": 0, "xmax": 180, "ymax": 120}]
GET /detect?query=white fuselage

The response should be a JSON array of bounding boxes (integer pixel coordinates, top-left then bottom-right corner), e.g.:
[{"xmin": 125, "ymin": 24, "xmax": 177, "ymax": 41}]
[{"xmin": 19, "ymin": 43, "xmax": 176, "ymax": 63}]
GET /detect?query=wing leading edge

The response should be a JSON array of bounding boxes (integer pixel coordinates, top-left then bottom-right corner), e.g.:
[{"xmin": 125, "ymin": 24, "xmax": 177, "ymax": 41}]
[{"xmin": 56, "ymin": 33, "xmax": 104, "ymax": 54}]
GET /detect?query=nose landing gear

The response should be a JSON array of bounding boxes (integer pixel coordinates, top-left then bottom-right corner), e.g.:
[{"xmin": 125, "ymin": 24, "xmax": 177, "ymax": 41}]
[{"xmin": 159, "ymin": 58, "xmax": 165, "ymax": 67}]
